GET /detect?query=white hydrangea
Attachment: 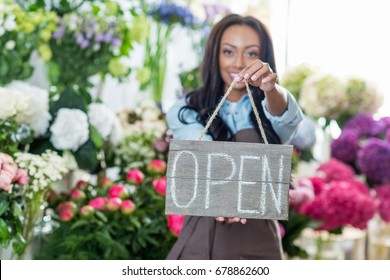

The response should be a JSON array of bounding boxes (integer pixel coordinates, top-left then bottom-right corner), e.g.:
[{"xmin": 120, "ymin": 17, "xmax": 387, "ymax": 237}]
[
  {"xmin": 50, "ymin": 108, "xmax": 89, "ymax": 151},
  {"xmin": 299, "ymin": 73, "xmax": 348, "ymax": 119},
  {"xmin": 0, "ymin": 87, "xmax": 29, "ymax": 119},
  {"xmin": 6, "ymin": 81, "xmax": 51, "ymax": 136},
  {"xmin": 88, "ymin": 103, "xmax": 123, "ymax": 146},
  {"xmin": 142, "ymin": 108, "xmax": 160, "ymax": 121}
]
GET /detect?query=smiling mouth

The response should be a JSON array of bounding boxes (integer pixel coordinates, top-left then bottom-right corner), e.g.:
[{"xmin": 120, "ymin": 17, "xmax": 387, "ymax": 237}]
[{"xmin": 229, "ymin": 73, "xmax": 238, "ymax": 79}]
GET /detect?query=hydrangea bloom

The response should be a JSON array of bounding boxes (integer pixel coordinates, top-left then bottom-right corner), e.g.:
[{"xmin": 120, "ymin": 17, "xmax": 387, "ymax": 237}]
[
  {"xmin": 357, "ymin": 139, "xmax": 390, "ymax": 183},
  {"xmin": 374, "ymin": 184, "xmax": 390, "ymax": 222},
  {"xmin": 316, "ymin": 158, "xmax": 355, "ymax": 182},
  {"xmin": 331, "ymin": 129, "xmax": 360, "ymax": 163}
]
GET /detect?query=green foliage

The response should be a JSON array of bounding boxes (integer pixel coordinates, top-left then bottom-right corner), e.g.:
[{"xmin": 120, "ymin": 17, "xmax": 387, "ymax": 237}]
[
  {"xmin": 0, "ymin": 118, "xmax": 34, "ymax": 154},
  {"xmin": 0, "ymin": 187, "xmax": 27, "ymax": 256},
  {"xmin": 179, "ymin": 67, "xmax": 202, "ymax": 95}
]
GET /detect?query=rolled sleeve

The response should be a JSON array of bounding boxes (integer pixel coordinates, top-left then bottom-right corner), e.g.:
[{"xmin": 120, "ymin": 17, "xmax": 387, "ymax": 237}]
[
  {"xmin": 261, "ymin": 85, "xmax": 304, "ymax": 143},
  {"xmin": 166, "ymin": 98, "xmax": 213, "ymax": 141}
]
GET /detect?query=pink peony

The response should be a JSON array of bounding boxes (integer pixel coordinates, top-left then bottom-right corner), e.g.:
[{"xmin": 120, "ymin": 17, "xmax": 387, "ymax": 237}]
[
  {"xmin": 59, "ymin": 208, "xmax": 75, "ymax": 222},
  {"xmin": 70, "ymin": 188, "xmax": 86, "ymax": 201},
  {"xmin": 76, "ymin": 180, "xmax": 89, "ymax": 190},
  {"xmin": 88, "ymin": 197, "xmax": 108, "ymax": 210},
  {"xmin": 153, "ymin": 176, "xmax": 166, "ymax": 196},
  {"xmin": 154, "ymin": 138, "xmax": 169, "ymax": 153},
  {"xmin": 108, "ymin": 184, "xmax": 129, "ymax": 199},
  {"xmin": 57, "ymin": 201, "xmax": 77, "ymax": 214},
  {"xmin": 80, "ymin": 205, "xmax": 95, "ymax": 218},
  {"xmin": 121, "ymin": 199, "xmax": 136, "ymax": 215},
  {"xmin": 106, "ymin": 197, "xmax": 122, "ymax": 211},
  {"xmin": 0, "ymin": 171, "xmax": 13, "ymax": 191},
  {"xmin": 126, "ymin": 169, "xmax": 144, "ymax": 185},
  {"xmin": 101, "ymin": 177, "xmax": 114, "ymax": 188},
  {"xmin": 167, "ymin": 214, "xmax": 185, "ymax": 236},
  {"xmin": 147, "ymin": 159, "xmax": 167, "ymax": 175}
]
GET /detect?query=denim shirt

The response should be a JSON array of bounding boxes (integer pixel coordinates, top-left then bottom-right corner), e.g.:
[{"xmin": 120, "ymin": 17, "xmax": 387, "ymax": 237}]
[{"xmin": 166, "ymin": 85, "xmax": 303, "ymax": 144}]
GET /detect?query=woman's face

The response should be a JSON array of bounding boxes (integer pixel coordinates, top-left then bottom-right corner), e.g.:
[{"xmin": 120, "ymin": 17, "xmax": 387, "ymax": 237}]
[{"xmin": 219, "ymin": 24, "xmax": 261, "ymax": 100}]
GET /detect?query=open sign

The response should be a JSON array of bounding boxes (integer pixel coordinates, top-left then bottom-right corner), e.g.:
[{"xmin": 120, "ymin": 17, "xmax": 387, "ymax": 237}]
[{"xmin": 165, "ymin": 140, "xmax": 293, "ymax": 220}]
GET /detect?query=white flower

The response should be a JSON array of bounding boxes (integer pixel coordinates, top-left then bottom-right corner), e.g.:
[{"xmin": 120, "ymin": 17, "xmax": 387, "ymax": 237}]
[
  {"xmin": 6, "ymin": 81, "xmax": 51, "ymax": 136},
  {"xmin": 139, "ymin": 99, "xmax": 158, "ymax": 109},
  {"xmin": 3, "ymin": 15, "xmax": 16, "ymax": 31},
  {"xmin": 50, "ymin": 108, "xmax": 89, "ymax": 151},
  {"xmin": 88, "ymin": 103, "xmax": 123, "ymax": 146},
  {"xmin": 5, "ymin": 40, "xmax": 15, "ymax": 50},
  {"xmin": 0, "ymin": 87, "xmax": 28, "ymax": 119},
  {"xmin": 142, "ymin": 108, "xmax": 160, "ymax": 121},
  {"xmin": 88, "ymin": 103, "xmax": 116, "ymax": 140}
]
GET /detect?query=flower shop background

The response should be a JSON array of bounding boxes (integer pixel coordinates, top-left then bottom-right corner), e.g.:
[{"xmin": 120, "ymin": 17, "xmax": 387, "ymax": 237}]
[{"xmin": 1, "ymin": 0, "xmax": 390, "ymax": 260}]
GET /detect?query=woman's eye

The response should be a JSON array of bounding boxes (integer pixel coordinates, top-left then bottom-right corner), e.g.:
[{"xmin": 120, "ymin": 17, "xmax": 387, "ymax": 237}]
[
  {"xmin": 223, "ymin": 49, "xmax": 233, "ymax": 56},
  {"xmin": 247, "ymin": 52, "xmax": 258, "ymax": 57}
]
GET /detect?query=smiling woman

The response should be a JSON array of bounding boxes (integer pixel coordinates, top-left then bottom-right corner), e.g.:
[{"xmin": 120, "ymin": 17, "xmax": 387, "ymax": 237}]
[{"xmin": 165, "ymin": 14, "xmax": 304, "ymax": 260}]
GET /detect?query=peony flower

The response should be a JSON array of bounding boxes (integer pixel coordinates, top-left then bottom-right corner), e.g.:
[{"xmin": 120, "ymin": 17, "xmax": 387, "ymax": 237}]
[
  {"xmin": 59, "ymin": 208, "xmax": 75, "ymax": 222},
  {"xmin": 121, "ymin": 199, "xmax": 136, "ymax": 215},
  {"xmin": 108, "ymin": 184, "xmax": 129, "ymax": 199},
  {"xmin": 167, "ymin": 214, "xmax": 185, "ymax": 236},
  {"xmin": 101, "ymin": 177, "xmax": 114, "ymax": 188},
  {"xmin": 57, "ymin": 201, "xmax": 77, "ymax": 214},
  {"xmin": 80, "ymin": 205, "xmax": 95, "ymax": 218},
  {"xmin": 152, "ymin": 176, "xmax": 166, "ymax": 196},
  {"xmin": 50, "ymin": 108, "xmax": 89, "ymax": 151},
  {"xmin": 357, "ymin": 139, "xmax": 390, "ymax": 184},
  {"xmin": 76, "ymin": 180, "xmax": 89, "ymax": 190},
  {"xmin": 126, "ymin": 169, "xmax": 144, "ymax": 185},
  {"xmin": 70, "ymin": 188, "xmax": 86, "ymax": 202},
  {"xmin": 106, "ymin": 197, "xmax": 122, "ymax": 211},
  {"xmin": 14, "ymin": 168, "xmax": 29, "ymax": 186},
  {"xmin": 88, "ymin": 197, "xmax": 108, "ymax": 210},
  {"xmin": 147, "ymin": 159, "xmax": 167, "ymax": 175},
  {"xmin": 154, "ymin": 138, "xmax": 169, "ymax": 153}
]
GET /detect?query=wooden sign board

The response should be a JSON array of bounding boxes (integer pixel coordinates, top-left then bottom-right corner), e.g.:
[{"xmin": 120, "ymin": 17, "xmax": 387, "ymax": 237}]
[{"xmin": 165, "ymin": 140, "xmax": 293, "ymax": 220}]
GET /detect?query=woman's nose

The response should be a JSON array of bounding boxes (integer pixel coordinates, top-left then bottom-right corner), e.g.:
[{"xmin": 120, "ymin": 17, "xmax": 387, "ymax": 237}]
[{"xmin": 233, "ymin": 54, "xmax": 245, "ymax": 68}]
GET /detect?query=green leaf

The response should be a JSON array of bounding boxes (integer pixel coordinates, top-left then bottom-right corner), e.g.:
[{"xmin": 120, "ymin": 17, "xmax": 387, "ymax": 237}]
[
  {"xmin": 0, "ymin": 218, "xmax": 11, "ymax": 240},
  {"xmin": 0, "ymin": 201, "xmax": 9, "ymax": 216},
  {"xmin": 12, "ymin": 202, "xmax": 23, "ymax": 218},
  {"xmin": 12, "ymin": 233, "xmax": 27, "ymax": 256},
  {"xmin": 70, "ymin": 219, "xmax": 89, "ymax": 230},
  {"xmin": 95, "ymin": 211, "xmax": 108, "ymax": 223},
  {"xmin": 90, "ymin": 126, "xmax": 104, "ymax": 149},
  {"xmin": 50, "ymin": 88, "xmax": 87, "ymax": 114},
  {"xmin": 74, "ymin": 140, "xmax": 99, "ymax": 173}
]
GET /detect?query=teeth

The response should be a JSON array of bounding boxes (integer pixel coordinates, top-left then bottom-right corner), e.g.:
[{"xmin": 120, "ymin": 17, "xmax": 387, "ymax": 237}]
[{"xmin": 230, "ymin": 73, "xmax": 238, "ymax": 78}]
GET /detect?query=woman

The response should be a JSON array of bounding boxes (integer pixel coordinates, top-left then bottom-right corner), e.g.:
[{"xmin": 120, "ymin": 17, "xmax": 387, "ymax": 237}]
[{"xmin": 166, "ymin": 14, "xmax": 303, "ymax": 260}]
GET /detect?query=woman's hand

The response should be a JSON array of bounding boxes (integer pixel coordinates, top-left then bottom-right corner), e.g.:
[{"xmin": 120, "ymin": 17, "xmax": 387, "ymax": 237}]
[
  {"xmin": 235, "ymin": 59, "xmax": 277, "ymax": 93},
  {"xmin": 215, "ymin": 217, "xmax": 247, "ymax": 224}
]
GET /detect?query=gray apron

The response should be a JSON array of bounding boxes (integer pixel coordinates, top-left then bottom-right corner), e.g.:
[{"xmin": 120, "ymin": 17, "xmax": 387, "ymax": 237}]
[{"xmin": 166, "ymin": 129, "xmax": 283, "ymax": 260}]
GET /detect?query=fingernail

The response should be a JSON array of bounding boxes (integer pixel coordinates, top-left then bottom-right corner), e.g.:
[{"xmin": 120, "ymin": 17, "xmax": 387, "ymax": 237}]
[
  {"xmin": 241, "ymin": 218, "xmax": 247, "ymax": 224},
  {"xmin": 234, "ymin": 217, "xmax": 240, "ymax": 222},
  {"xmin": 262, "ymin": 77, "xmax": 269, "ymax": 83},
  {"xmin": 244, "ymin": 73, "xmax": 249, "ymax": 80},
  {"xmin": 251, "ymin": 74, "xmax": 258, "ymax": 81},
  {"xmin": 235, "ymin": 75, "xmax": 241, "ymax": 81},
  {"xmin": 217, "ymin": 217, "xmax": 224, "ymax": 222}
]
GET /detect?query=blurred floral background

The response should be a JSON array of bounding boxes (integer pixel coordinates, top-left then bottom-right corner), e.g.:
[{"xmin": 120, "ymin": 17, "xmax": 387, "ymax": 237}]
[{"xmin": 1, "ymin": 0, "xmax": 389, "ymax": 260}]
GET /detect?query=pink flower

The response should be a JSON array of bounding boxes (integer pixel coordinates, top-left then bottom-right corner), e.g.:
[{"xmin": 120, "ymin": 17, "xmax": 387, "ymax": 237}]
[
  {"xmin": 101, "ymin": 177, "xmax": 113, "ymax": 188},
  {"xmin": 167, "ymin": 214, "xmax": 185, "ymax": 236},
  {"xmin": 375, "ymin": 184, "xmax": 390, "ymax": 222},
  {"xmin": 317, "ymin": 158, "xmax": 355, "ymax": 182},
  {"xmin": 290, "ymin": 178, "xmax": 314, "ymax": 209},
  {"xmin": 0, "ymin": 156, "xmax": 18, "ymax": 191},
  {"xmin": 153, "ymin": 176, "xmax": 166, "ymax": 196},
  {"xmin": 154, "ymin": 138, "xmax": 169, "ymax": 153},
  {"xmin": 147, "ymin": 159, "xmax": 167, "ymax": 175},
  {"xmin": 80, "ymin": 205, "xmax": 95, "ymax": 218},
  {"xmin": 0, "ymin": 171, "xmax": 13, "ymax": 191},
  {"xmin": 76, "ymin": 180, "xmax": 89, "ymax": 190},
  {"xmin": 106, "ymin": 197, "xmax": 122, "ymax": 211},
  {"xmin": 121, "ymin": 199, "xmax": 136, "ymax": 215},
  {"xmin": 47, "ymin": 189, "xmax": 58, "ymax": 205},
  {"xmin": 70, "ymin": 188, "xmax": 86, "ymax": 201},
  {"xmin": 57, "ymin": 201, "xmax": 77, "ymax": 214},
  {"xmin": 59, "ymin": 208, "xmax": 75, "ymax": 222},
  {"xmin": 108, "ymin": 184, "xmax": 129, "ymax": 199},
  {"xmin": 14, "ymin": 169, "xmax": 29, "ymax": 186},
  {"xmin": 278, "ymin": 223, "xmax": 285, "ymax": 238},
  {"xmin": 126, "ymin": 169, "xmax": 144, "ymax": 185},
  {"xmin": 88, "ymin": 197, "xmax": 108, "ymax": 210}
]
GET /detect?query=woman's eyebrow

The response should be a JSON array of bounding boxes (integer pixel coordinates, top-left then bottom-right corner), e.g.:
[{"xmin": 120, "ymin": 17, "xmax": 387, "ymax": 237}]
[{"xmin": 221, "ymin": 43, "xmax": 260, "ymax": 49}]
